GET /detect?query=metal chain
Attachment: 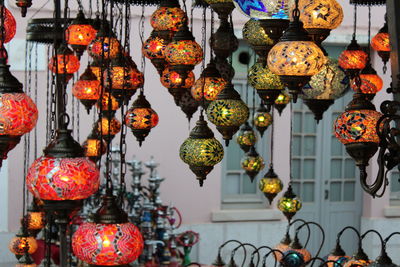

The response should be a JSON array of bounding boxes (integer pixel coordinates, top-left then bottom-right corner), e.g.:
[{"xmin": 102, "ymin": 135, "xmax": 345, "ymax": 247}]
[
  {"xmin": 200, "ymin": 6, "xmax": 207, "ymax": 114},
  {"xmin": 353, "ymin": 4, "xmax": 357, "ymax": 39},
  {"xmin": 367, "ymin": 5, "xmax": 371, "ymax": 56},
  {"xmin": 34, "ymin": 43, "xmax": 38, "ymax": 157}
]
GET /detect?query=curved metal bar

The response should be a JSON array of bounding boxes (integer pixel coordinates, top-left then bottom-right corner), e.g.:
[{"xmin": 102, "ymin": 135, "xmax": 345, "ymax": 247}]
[
  {"xmin": 262, "ymin": 249, "xmax": 284, "ymax": 267},
  {"xmin": 361, "ymin": 229, "xmax": 384, "ymax": 247},
  {"xmin": 319, "ymin": 260, "xmax": 344, "ymax": 267},
  {"xmin": 219, "ymin": 239, "xmax": 243, "ymax": 253},
  {"xmin": 384, "ymin": 232, "xmax": 400, "ymax": 245},
  {"xmin": 232, "ymin": 243, "xmax": 257, "ymax": 267},
  {"xmin": 296, "ymin": 221, "xmax": 325, "ymax": 267},
  {"xmin": 289, "ymin": 219, "xmax": 312, "ymax": 248},
  {"xmin": 251, "ymin": 245, "xmax": 273, "ymax": 267},
  {"xmin": 336, "ymin": 226, "xmax": 361, "ymax": 246}
]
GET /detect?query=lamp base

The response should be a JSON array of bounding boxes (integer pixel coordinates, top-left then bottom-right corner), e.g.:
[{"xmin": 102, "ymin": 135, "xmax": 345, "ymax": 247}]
[
  {"xmin": 257, "ymin": 89, "xmax": 282, "ymax": 111},
  {"xmin": 189, "ymin": 165, "xmax": 214, "ymax": 187},
  {"xmin": 216, "ymin": 125, "xmax": 240, "ymax": 146},
  {"xmin": 280, "ymin": 75, "xmax": 311, "ymax": 103},
  {"xmin": 303, "ymin": 99, "xmax": 334, "ymax": 123},
  {"xmin": 258, "ymin": 19, "xmax": 290, "ymax": 44},
  {"xmin": 345, "ymin": 142, "xmax": 378, "ymax": 167},
  {"xmin": 0, "ymin": 135, "xmax": 21, "ymax": 167}
]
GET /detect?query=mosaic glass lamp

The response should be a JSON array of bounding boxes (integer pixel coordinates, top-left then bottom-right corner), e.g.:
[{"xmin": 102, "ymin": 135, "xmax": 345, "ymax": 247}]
[
  {"xmin": 0, "ymin": 5, "xmax": 16, "ymax": 44},
  {"xmin": 259, "ymin": 165, "xmax": 284, "ymax": 203},
  {"xmin": 150, "ymin": 0, "xmax": 187, "ymax": 32},
  {"xmin": 241, "ymin": 146, "xmax": 265, "ymax": 182},
  {"xmin": 9, "ymin": 229, "xmax": 38, "ymax": 256},
  {"xmin": 82, "ymin": 128, "xmax": 107, "ymax": 162},
  {"xmin": 235, "ymin": 121, "xmax": 257, "ymax": 152},
  {"xmin": 97, "ymin": 116, "xmax": 122, "ymax": 144},
  {"xmin": 72, "ymin": 66, "xmax": 101, "ymax": 113},
  {"xmin": 48, "ymin": 45, "xmax": 80, "ymax": 81},
  {"xmin": 278, "ymin": 184, "xmax": 302, "ymax": 221},
  {"xmin": 350, "ymin": 62, "xmax": 383, "ymax": 96},
  {"xmin": 88, "ymin": 23, "xmax": 121, "ymax": 60},
  {"xmin": 338, "ymin": 39, "xmax": 368, "ymax": 79},
  {"xmin": 274, "ymin": 91, "xmax": 290, "ymax": 115},
  {"xmin": 143, "ymin": 30, "xmax": 174, "ymax": 75},
  {"xmin": 253, "ymin": 104, "xmax": 273, "ymax": 137},
  {"xmin": 371, "ymin": 16, "xmax": 390, "ymax": 72}
]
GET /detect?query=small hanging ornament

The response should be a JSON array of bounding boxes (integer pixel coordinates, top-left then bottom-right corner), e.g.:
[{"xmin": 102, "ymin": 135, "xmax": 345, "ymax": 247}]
[
  {"xmin": 253, "ymin": 104, "xmax": 273, "ymax": 137},
  {"xmin": 9, "ymin": 227, "xmax": 38, "ymax": 257},
  {"xmin": 179, "ymin": 115, "xmax": 224, "ymax": 186},
  {"xmin": 241, "ymin": 146, "xmax": 265, "ymax": 182},
  {"xmin": 23, "ymin": 200, "xmax": 45, "ymax": 236},
  {"xmin": 15, "ymin": 0, "xmax": 32, "ymax": 17},
  {"xmin": 206, "ymin": 82, "xmax": 249, "ymax": 146},
  {"xmin": 82, "ymin": 128, "xmax": 107, "ymax": 162},
  {"xmin": 259, "ymin": 165, "xmax": 283, "ymax": 204},
  {"xmin": 125, "ymin": 92, "xmax": 159, "ymax": 146},
  {"xmin": 277, "ymin": 184, "xmax": 302, "ymax": 221},
  {"xmin": 371, "ymin": 15, "xmax": 390, "ymax": 73},
  {"xmin": 48, "ymin": 44, "xmax": 80, "ymax": 82},
  {"xmin": 72, "ymin": 66, "xmax": 101, "ymax": 113},
  {"xmin": 274, "ymin": 91, "xmax": 290, "ymax": 116},
  {"xmin": 235, "ymin": 121, "xmax": 257, "ymax": 153}
]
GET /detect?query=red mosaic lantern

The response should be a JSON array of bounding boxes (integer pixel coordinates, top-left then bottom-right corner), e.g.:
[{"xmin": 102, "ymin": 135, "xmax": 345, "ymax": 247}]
[
  {"xmin": 338, "ymin": 39, "xmax": 368, "ymax": 78},
  {"xmin": 150, "ymin": 0, "xmax": 187, "ymax": 32},
  {"xmin": 143, "ymin": 30, "xmax": 174, "ymax": 75},
  {"xmin": 125, "ymin": 92, "xmax": 159, "ymax": 146},
  {"xmin": 97, "ymin": 116, "xmax": 122, "ymax": 143},
  {"xmin": 350, "ymin": 64, "xmax": 383, "ymax": 95},
  {"xmin": 65, "ymin": 10, "xmax": 97, "ymax": 58},
  {"xmin": 72, "ymin": 66, "xmax": 101, "ymax": 113},
  {"xmin": 161, "ymin": 67, "xmax": 195, "ymax": 90},
  {"xmin": 96, "ymin": 92, "xmax": 121, "ymax": 113},
  {"xmin": 48, "ymin": 45, "xmax": 80, "ymax": 81},
  {"xmin": 88, "ymin": 23, "xmax": 121, "ymax": 60},
  {"xmin": 0, "ymin": 6, "xmax": 16, "ymax": 44},
  {"xmin": 371, "ymin": 16, "xmax": 390, "ymax": 72}
]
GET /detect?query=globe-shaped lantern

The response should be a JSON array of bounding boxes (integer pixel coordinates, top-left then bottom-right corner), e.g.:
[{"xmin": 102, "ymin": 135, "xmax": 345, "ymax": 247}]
[
  {"xmin": 125, "ymin": 92, "xmax": 159, "ymax": 146},
  {"xmin": 0, "ymin": 6, "xmax": 16, "ymax": 44},
  {"xmin": 350, "ymin": 63, "xmax": 383, "ymax": 96},
  {"xmin": 301, "ymin": 57, "xmax": 349, "ymax": 122},
  {"xmin": 191, "ymin": 60, "xmax": 227, "ymax": 104},
  {"xmin": 89, "ymin": 59, "xmax": 103, "ymax": 81},
  {"xmin": 206, "ymin": 83, "xmax": 249, "ymax": 145},
  {"xmin": 278, "ymin": 184, "xmax": 302, "ymax": 221},
  {"xmin": 72, "ymin": 66, "xmax": 101, "ymax": 113},
  {"xmin": 275, "ymin": 91, "xmax": 290, "ymax": 115},
  {"xmin": 241, "ymin": 146, "xmax": 265, "ymax": 182},
  {"xmin": 88, "ymin": 23, "xmax": 121, "ymax": 60},
  {"xmin": 26, "ymin": 129, "xmax": 100, "ymax": 201},
  {"xmin": 97, "ymin": 92, "xmax": 121, "ymax": 114},
  {"xmin": 248, "ymin": 59, "xmax": 284, "ymax": 110},
  {"xmin": 65, "ymin": 10, "xmax": 97, "ymax": 58},
  {"xmin": 161, "ymin": 67, "xmax": 195, "ymax": 101},
  {"xmin": 23, "ymin": 200, "xmax": 45, "ymax": 235},
  {"xmin": 253, "ymin": 104, "xmax": 273, "ymax": 137},
  {"xmin": 105, "ymin": 54, "xmax": 144, "ymax": 103},
  {"xmin": 82, "ymin": 128, "xmax": 107, "ymax": 162},
  {"xmin": 280, "ymin": 236, "xmax": 312, "ymax": 267},
  {"xmin": 0, "ymin": 58, "xmax": 38, "ymax": 167},
  {"xmin": 143, "ymin": 30, "xmax": 174, "ymax": 75},
  {"xmin": 180, "ymin": 115, "xmax": 224, "ymax": 186},
  {"xmin": 48, "ymin": 45, "xmax": 80, "ymax": 81},
  {"xmin": 233, "ymin": 0, "xmax": 294, "ymax": 20},
  {"xmin": 235, "ymin": 121, "xmax": 257, "ymax": 152},
  {"xmin": 298, "ymin": 0, "xmax": 343, "ymax": 44},
  {"xmin": 267, "ymin": 8, "xmax": 326, "ymax": 103},
  {"xmin": 343, "ymin": 249, "xmax": 371, "ymax": 267},
  {"xmin": 242, "ymin": 19, "xmax": 274, "ymax": 57},
  {"xmin": 259, "ymin": 165, "xmax": 283, "ymax": 203},
  {"xmin": 334, "ymin": 93, "xmax": 382, "ymax": 185},
  {"xmin": 97, "ymin": 116, "xmax": 122, "ymax": 144},
  {"xmin": 371, "ymin": 18, "xmax": 390, "ymax": 72},
  {"xmin": 274, "ymin": 233, "xmax": 292, "ymax": 261},
  {"xmin": 150, "ymin": 0, "xmax": 187, "ymax": 32},
  {"xmin": 338, "ymin": 39, "xmax": 368, "ymax": 78},
  {"xmin": 9, "ymin": 228, "xmax": 38, "ymax": 256},
  {"xmin": 327, "ymin": 243, "xmax": 350, "ymax": 267},
  {"xmin": 72, "ymin": 195, "xmax": 144, "ymax": 266},
  {"xmin": 164, "ymin": 24, "xmax": 203, "ymax": 80}
]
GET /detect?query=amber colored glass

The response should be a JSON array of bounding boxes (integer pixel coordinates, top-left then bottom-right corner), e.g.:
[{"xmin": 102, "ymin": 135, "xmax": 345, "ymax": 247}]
[
  {"xmin": 350, "ymin": 74, "xmax": 383, "ymax": 94},
  {"xmin": 98, "ymin": 117, "xmax": 122, "ymax": 136},
  {"xmin": 26, "ymin": 212, "xmax": 45, "ymax": 231},
  {"xmin": 97, "ymin": 93, "xmax": 120, "ymax": 111},
  {"xmin": 150, "ymin": 7, "xmax": 187, "ymax": 32},
  {"xmin": 191, "ymin": 77, "xmax": 226, "ymax": 102},
  {"xmin": 66, "ymin": 24, "xmax": 97, "ymax": 46},
  {"xmin": 267, "ymin": 41, "xmax": 326, "ymax": 76},
  {"xmin": 371, "ymin": 32, "xmax": 390, "ymax": 52},
  {"xmin": 72, "ymin": 79, "xmax": 101, "ymax": 100},
  {"xmin": 88, "ymin": 36, "xmax": 121, "ymax": 60},
  {"xmin": 338, "ymin": 49, "xmax": 368, "ymax": 70},
  {"xmin": 105, "ymin": 65, "xmax": 144, "ymax": 91},
  {"xmin": 125, "ymin": 108, "xmax": 159, "ymax": 130},
  {"xmin": 83, "ymin": 138, "xmax": 106, "ymax": 158},
  {"xmin": 0, "ymin": 6, "xmax": 16, "ymax": 44},
  {"xmin": 9, "ymin": 236, "xmax": 38, "ymax": 255},
  {"xmin": 298, "ymin": 0, "xmax": 343, "ymax": 30},
  {"xmin": 143, "ymin": 34, "xmax": 168, "ymax": 60},
  {"xmin": 161, "ymin": 67, "xmax": 195, "ymax": 89},
  {"xmin": 259, "ymin": 177, "xmax": 283, "ymax": 194},
  {"xmin": 72, "ymin": 222, "xmax": 144, "ymax": 265},
  {"xmin": 48, "ymin": 53, "xmax": 80, "ymax": 75},
  {"xmin": 164, "ymin": 40, "xmax": 203, "ymax": 66}
]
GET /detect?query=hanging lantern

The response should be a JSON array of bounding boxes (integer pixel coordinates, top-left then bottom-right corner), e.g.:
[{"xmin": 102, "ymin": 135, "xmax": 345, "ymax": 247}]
[
  {"xmin": 48, "ymin": 45, "xmax": 80, "ymax": 81},
  {"xmin": 275, "ymin": 91, "xmax": 290, "ymax": 115},
  {"xmin": 161, "ymin": 67, "xmax": 195, "ymax": 101},
  {"xmin": 23, "ymin": 200, "xmax": 45, "ymax": 235},
  {"xmin": 191, "ymin": 60, "xmax": 227, "ymax": 103},
  {"xmin": 241, "ymin": 146, "xmax": 265, "ymax": 182},
  {"xmin": 0, "ymin": 5, "xmax": 16, "ymax": 44},
  {"xmin": 89, "ymin": 59, "xmax": 103, "ymax": 81},
  {"xmin": 82, "ymin": 129, "xmax": 107, "ymax": 162},
  {"xmin": 105, "ymin": 54, "xmax": 144, "ymax": 103},
  {"xmin": 259, "ymin": 165, "xmax": 283, "ymax": 204},
  {"xmin": 371, "ymin": 17, "xmax": 390, "ymax": 73},
  {"xmin": 327, "ymin": 244, "xmax": 350, "ymax": 267},
  {"xmin": 65, "ymin": 10, "xmax": 97, "ymax": 58},
  {"xmin": 72, "ymin": 66, "xmax": 101, "ymax": 113},
  {"xmin": 88, "ymin": 23, "xmax": 121, "ymax": 60},
  {"xmin": 242, "ymin": 19, "xmax": 274, "ymax": 57},
  {"xmin": 9, "ymin": 228, "xmax": 38, "ymax": 256},
  {"xmin": 280, "ymin": 236, "xmax": 312, "ymax": 267},
  {"xmin": 125, "ymin": 92, "xmax": 159, "ymax": 146},
  {"xmin": 301, "ymin": 57, "xmax": 349, "ymax": 122},
  {"xmin": 338, "ymin": 39, "xmax": 368, "ymax": 79},
  {"xmin": 206, "ymin": 83, "xmax": 249, "ymax": 146},
  {"xmin": 26, "ymin": 129, "xmax": 100, "ymax": 201},
  {"xmin": 298, "ymin": 0, "xmax": 344, "ymax": 45},
  {"xmin": 215, "ymin": 57, "xmax": 235, "ymax": 82},
  {"xmin": 343, "ymin": 249, "xmax": 371, "ymax": 267},
  {"xmin": 350, "ymin": 63, "xmax": 383, "ymax": 96},
  {"xmin": 97, "ymin": 92, "xmax": 121, "ymax": 113},
  {"xmin": 0, "ymin": 58, "xmax": 38, "ymax": 167},
  {"xmin": 180, "ymin": 115, "xmax": 224, "ymax": 186},
  {"xmin": 334, "ymin": 93, "xmax": 382, "ymax": 191},
  {"xmin": 274, "ymin": 233, "xmax": 292, "ymax": 261},
  {"xmin": 72, "ymin": 195, "xmax": 144, "ymax": 265},
  {"xmin": 177, "ymin": 88, "xmax": 199, "ymax": 121},
  {"xmin": 248, "ymin": 59, "xmax": 284, "ymax": 110},
  {"xmin": 277, "ymin": 184, "xmax": 302, "ymax": 221},
  {"xmin": 210, "ymin": 17, "xmax": 239, "ymax": 61},
  {"xmin": 143, "ymin": 30, "xmax": 174, "ymax": 75},
  {"xmin": 150, "ymin": 0, "xmax": 187, "ymax": 32},
  {"xmin": 267, "ymin": 5, "xmax": 326, "ymax": 103},
  {"xmin": 97, "ymin": 116, "xmax": 122, "ymax": 143},
  {"xmin": 235, "ymin": 122, "xmax": 257, "ymax": 153},
  {"xmin": 253, "ymin": 104, "xmax": 273, "ymax": 137},
  {"xmin": 164, "ymin": 24, "xmax": 203, "ymax": 80}
]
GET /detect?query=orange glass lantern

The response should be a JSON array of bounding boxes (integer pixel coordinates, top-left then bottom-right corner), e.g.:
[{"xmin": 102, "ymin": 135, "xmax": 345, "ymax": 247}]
[
  {"xmin": 72, "ymin": 66, "xmax": 101, "ymax": 113},
  {"xmin": 350, "ymin": 63, "xmax": 383, "ymax": 95},
  {"xmin": 96, "ymin": 92, "xmax": 121, "ymax": 113},
  {"xmin": 89, "ymin": 59, "xmax": 103, "ymax": 81},
  {"xmin": 125, "ymin": 92, "xmax": 159, "ymax": 146},
  {"xmin": 82, "ymin": 129, "xmax": 107, "ymax": 162},
  {"xmin": 371, "ymin": 17, "xmax": 390, "ymax": 73},
  {"xmin": 0, "ymin": 5, "xmax": 16, "ymax": 44},
  {"xmin": 161, "ymin": 67, "xmax": 195, "ymax": 90},
  {"xmin": 143, "ymin": 30, "xmax": 174, "ymax": 75},
  {"xmin": 191, "ymin": 61, "xmax": 226, "ymax": 103},
  {"xmin": 338, "ymin": 39, "xmax": 368, "ymax": 78},
  {"xmin": 150, "ymin": 0, "xmax": 187, "ymax": 32},
  {"xmin": 65, "ymin": 10, "xmax": 97, "ymax": 58},
  {"xmin": 88, "ymin": 24, "xmax": 121, "ymax": 60},
  {"xmin": 9, "ymin": 231, "xmax": 38, "ymax": 256},
  {"xmin": 24, "ymin": 201, "xmax": 45, "ymax": 234},
  {"xmin": 48, "ymin": 45, "xmax": 80, "ymax": 80},
  {"xmin": 97, "ymin": 116, "xmax": 122, "ymax": 143}
]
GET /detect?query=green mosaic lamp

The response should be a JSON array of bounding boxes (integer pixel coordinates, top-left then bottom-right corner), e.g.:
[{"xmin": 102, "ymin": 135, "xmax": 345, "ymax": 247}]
[
  {"xmin": 235, "ymin": 121, "xmax": 257, "ymax": 153},
  {"xmin": 278, "ymin": 184, "xmax": 302, "ymax": 221},
  {"xmin": 241, "ymin": 146, "xmax": 265, "ymax": 182}
]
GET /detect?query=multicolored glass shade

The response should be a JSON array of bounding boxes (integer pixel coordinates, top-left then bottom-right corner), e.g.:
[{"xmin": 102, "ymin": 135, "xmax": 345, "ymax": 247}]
[
  {"xmin": 97, "ymin": 117, "xmax": 122, "ymax": 137},
  {"xmin": 277, "ymin": 188, "xmax": 302, "ymax": 216},
  {"xmin": 371, "ymin": 32, "xmax": 390, "ymax": 52},
  {"xmin": 281, "ymin": 248, "xmax": 311, "ymax": 267},
  {"xmin": 164, "ymin": 40, "xmax": 203, "ymax": 66},
  {"xmin": 327, "ymin": 255, "xmax": 350, "ymax": 267},
  {"xmin": 242, "ymin": 19, "xmax": 273, "ymax": 47},
  {"xmin": 298, "ymin": 0, "xmax": 343, "ymax": 30},
  {"xmin": 125, "ymin": 107, "xmax": 159, "ymax": 131},
  {"xmin": 9, "ymin": 236, "xmax": 38, "ymax": 255},
  {"xmin": 334, "ymin": 110, "xmax": 381, "ymax": 145},
  {"xmin": 89, "ymin": 60, "xmax": 103, "ymax": 81},
  {"xmin": 97, "ymin": 93, "xmax": 120, "ymax": 112},
  {"xmin": 343, "ymin": 259, "xmax": 371, "ymax": 267},
  {"xmin": 0, "ymin": 93, "xmax": 38, "ymax": 136},
  {"xmin": 161, "ymin": 67, "xmax": 195, "ymax": 89},
  {"xmin": 338, "ymin": 48, "xmax": 368, "ymax": 71},
  {"xmin": 25, "ymin": 211, "xmax": 45, "ymax": 231},
  {"xmin": 235, "ymin": 122, "xmax": 257, "ymax": 152},
  {"xmin": 88, "ymin": 36, "xmax": 121, "ymax": 60},
  {"xmin": 275, "ymin": 91, "xmax": 290, "ymax": 105},
  {"xmin": 267, "ymin": 41, "xmax": 326, "ymax": 76},
  {"xmin": 65, "ymin": 20, "xmax": 97, "ymax": 47},
  {"xmin": 72, "ymin": 222, "xmax": 144, "ymax": 265},
  {"xmin": 72, "ymin": 67, "xmax": 101, "ymax": 111},
  {"xmin": 302, "ymin": 57, "xmax": 349, "ymax": 100},
  {"xmin": 105, "ymin": 59, "xmax": 144, "ymax": 91},
  {"xmin": 233, "ymin": 0, "xmax": 294, "ymax": 19},
  {"xmin": 248, "ymin": 61, "xmax": 284, "ymax": 91},
  {"xmin": 351, "ymin": 74, "xmax": 383, "ymax": 95},
  {"xmin": 254, "ymin": 109, "xmax": 273, "ymax": 135},
  {"xmin": 0, "ymin": 6, "xmax": 16, "ymax": 44},
  {"xmin": 259, "ymin": 175, "xmax": 283, "ymax": 197},
  {"xmin": 82, "ymin": 137, "xmax": 106, "ymax": 160},
  {"xmin": 26, "ymin": 156, "xmax": 100, "ymax": 200},
  {"xmin": 150, "ymin": 7, "xmax": 187, "ymax": 32},
  {"xmin": 191, "ymin": 76, "xmax": 226, "ymax": 102},
  {"xmin": 48, "ymin": 48, "xmax": 80, "ymax": 75},
  {"xmin": 143, "ymin": 33, "xmax": 169, "ymax": 60}
]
